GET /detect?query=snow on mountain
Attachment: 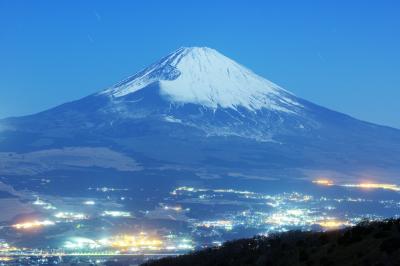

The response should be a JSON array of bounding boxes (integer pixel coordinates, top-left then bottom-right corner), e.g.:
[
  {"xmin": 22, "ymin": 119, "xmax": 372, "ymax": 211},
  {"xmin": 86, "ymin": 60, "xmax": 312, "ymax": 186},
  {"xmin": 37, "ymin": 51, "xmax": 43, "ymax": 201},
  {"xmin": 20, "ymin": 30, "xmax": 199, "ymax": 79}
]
[
  {"xmin": 1, "ymin": 46, "xmax": 400, "ymax": 181},
  {"xmin": 102, "ymin": 47, "xmax": 302, "ymax": 113}
]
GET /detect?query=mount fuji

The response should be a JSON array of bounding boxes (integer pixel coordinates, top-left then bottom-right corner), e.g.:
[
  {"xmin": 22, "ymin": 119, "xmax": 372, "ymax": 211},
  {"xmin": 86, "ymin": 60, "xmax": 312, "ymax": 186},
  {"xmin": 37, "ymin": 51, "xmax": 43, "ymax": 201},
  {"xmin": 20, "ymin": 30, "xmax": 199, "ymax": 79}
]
[{"xmin": 1, "ymin": 47, "xmax": 399, "ymax": 185}]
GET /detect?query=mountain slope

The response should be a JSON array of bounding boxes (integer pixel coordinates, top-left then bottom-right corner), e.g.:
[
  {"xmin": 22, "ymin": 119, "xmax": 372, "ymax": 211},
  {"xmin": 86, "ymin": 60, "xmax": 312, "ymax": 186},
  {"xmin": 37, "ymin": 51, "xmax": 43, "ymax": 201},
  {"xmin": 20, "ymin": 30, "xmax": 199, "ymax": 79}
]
[{"xmin": 0, "ymin": 47, "xmax": 399, "ymax": 182}]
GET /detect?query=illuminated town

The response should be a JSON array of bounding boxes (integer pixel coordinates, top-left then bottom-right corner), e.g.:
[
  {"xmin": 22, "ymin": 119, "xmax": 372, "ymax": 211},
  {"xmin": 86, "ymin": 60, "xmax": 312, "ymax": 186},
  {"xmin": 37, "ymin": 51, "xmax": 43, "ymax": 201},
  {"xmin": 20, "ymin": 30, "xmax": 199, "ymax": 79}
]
[{"xmin": 0, "ymin": 176, "xmax": 399, "ymax": 265}]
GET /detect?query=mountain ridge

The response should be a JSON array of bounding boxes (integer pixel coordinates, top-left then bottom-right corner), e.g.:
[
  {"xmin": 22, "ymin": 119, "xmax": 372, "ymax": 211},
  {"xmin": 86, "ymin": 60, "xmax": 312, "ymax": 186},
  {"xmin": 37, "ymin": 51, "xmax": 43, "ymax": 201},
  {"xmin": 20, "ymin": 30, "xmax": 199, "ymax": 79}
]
[{"xmin": 0, "ymin": 47, "xmax": 399, "ymax": 183}]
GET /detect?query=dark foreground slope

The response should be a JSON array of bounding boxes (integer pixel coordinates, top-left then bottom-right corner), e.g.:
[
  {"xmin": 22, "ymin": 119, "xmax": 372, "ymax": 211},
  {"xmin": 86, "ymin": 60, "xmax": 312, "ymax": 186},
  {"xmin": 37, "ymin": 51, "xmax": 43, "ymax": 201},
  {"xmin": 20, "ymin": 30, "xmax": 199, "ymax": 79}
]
[{"xmin": 143, "ymin": 220, "xmax": 400, "ymax": 266}]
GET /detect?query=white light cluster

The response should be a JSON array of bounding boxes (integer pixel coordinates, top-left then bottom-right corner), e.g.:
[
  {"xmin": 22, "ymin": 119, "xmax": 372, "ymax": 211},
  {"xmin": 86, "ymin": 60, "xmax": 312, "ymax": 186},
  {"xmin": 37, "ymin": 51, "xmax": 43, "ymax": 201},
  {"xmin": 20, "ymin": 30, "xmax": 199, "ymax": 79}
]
[
  {"xmin": 12, "ymin": 220, "xmax": 55, "ymax": 230},
  {"xmin": 54, "ymin": 212, "xmax": 88, "ymax": 221},
  {"xmin": 102, "ymin": 211, "xmax": 131, "ymax": 217},
  {"xmin": 195, "ymin": 220, "xmax": 234, "ymax": 231},
  {"xmin": 32, "ymin": 197, "xmax": 56, "ymax": 210}
]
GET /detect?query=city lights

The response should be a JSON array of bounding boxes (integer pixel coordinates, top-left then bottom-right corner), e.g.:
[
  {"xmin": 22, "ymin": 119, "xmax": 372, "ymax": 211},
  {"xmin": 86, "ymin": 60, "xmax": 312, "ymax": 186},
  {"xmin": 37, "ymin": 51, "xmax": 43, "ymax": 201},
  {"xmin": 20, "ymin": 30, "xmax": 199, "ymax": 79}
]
[
  {"xmin": 163, "ymin": 205, "xmax": 183, "ymax": 212},
  {"xmin": 12, "ymin": 220, "xmax": 55, "ymax": 230},
  {"xmin": 0, "ymin": 257, "xmax": 12, "ymax": 262},
  {"xmin": 313, "ymin": 179, "xmax": 400, "ymax": 192},
  {"xmin": 102, "ymin": 211, "xmax": 132, "ymax": 217},
  {"xmin": 54, "ymin": 212, "xmax": 88, "ymax": 221},
  {"xmin": 342, "ymin": 183, "xmax": 400, "ymax": 192},
  {"xmin": 265, "ymin": 209, "xmax": 317, "ymax": 227},
  {"xmin": 109, "ymin": 234, "xmax": 163, "ymax": 251},
  {"xmin": 313, "ymin": 179, "xmax": 334, "ymax": 186},
  {"xmin": 196, "ymin": 220, "xmax": 234, "ymax": 230},
  {"xmin": 64, "ymin": 237, "xmax": 100, "ymax": 250},
  {"xmin": 0, "ymin": 241, "xmax": 17, "ymax": 253},
  {"xmin": 32, "ymin": 197, "xmax": 56, "ymax": 210},
  {"xmin": 89, "ymin": 187, "xmax": 129, "ymax": 192},
  {"xmin": 61, "ymin": 233, "xmax": 194, "ymax": 253},
  {"xmin": 3, "ymin": 183, "xmax": 400, "ymax": 259},
  {"xmin": 32, "ymin": 197, "xmax": 46, "ymax": 206},
  {"xmin": 317, "ymin": 219, "xmax": 350, "ymax": 229}
]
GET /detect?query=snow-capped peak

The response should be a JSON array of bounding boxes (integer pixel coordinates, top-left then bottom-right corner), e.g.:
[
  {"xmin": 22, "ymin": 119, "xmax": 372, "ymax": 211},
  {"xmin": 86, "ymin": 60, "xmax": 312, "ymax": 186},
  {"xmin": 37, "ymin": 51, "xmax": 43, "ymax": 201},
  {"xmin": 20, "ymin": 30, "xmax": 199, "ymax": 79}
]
[{"xmin": 102, "ymin": 47, "xmax": 302, "ymax": 112}]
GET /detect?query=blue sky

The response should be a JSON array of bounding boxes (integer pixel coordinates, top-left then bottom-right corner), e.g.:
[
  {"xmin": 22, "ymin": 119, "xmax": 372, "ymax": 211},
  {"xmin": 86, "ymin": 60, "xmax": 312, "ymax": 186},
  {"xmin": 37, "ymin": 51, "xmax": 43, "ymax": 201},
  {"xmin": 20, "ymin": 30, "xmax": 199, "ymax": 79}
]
[{"xmin": 0, "ymin": 1, "xmax": 399, "ymax": 128}]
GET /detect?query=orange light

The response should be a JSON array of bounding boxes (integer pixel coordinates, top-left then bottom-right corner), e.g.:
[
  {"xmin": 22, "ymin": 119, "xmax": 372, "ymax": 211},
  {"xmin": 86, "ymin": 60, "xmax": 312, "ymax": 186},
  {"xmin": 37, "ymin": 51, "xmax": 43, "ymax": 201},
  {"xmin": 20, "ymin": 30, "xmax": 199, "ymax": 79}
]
[
  {"xmin": 312, "ymin": 179, "xmax": 334, "ymax": 186},
  {"xmin": 12, "ymin": 220, "xmax": 54, "ymax": 230},
  {"xmin": 317, "ymin": 220, "xmax": 347, "ymax": 229},
  {"xmin": 343, "ymin": 183, "xmax": 400, "ymax": 192},
  {"xmin": 109, "ymin": 234, "xmax": 163, "ymax": 250}
]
